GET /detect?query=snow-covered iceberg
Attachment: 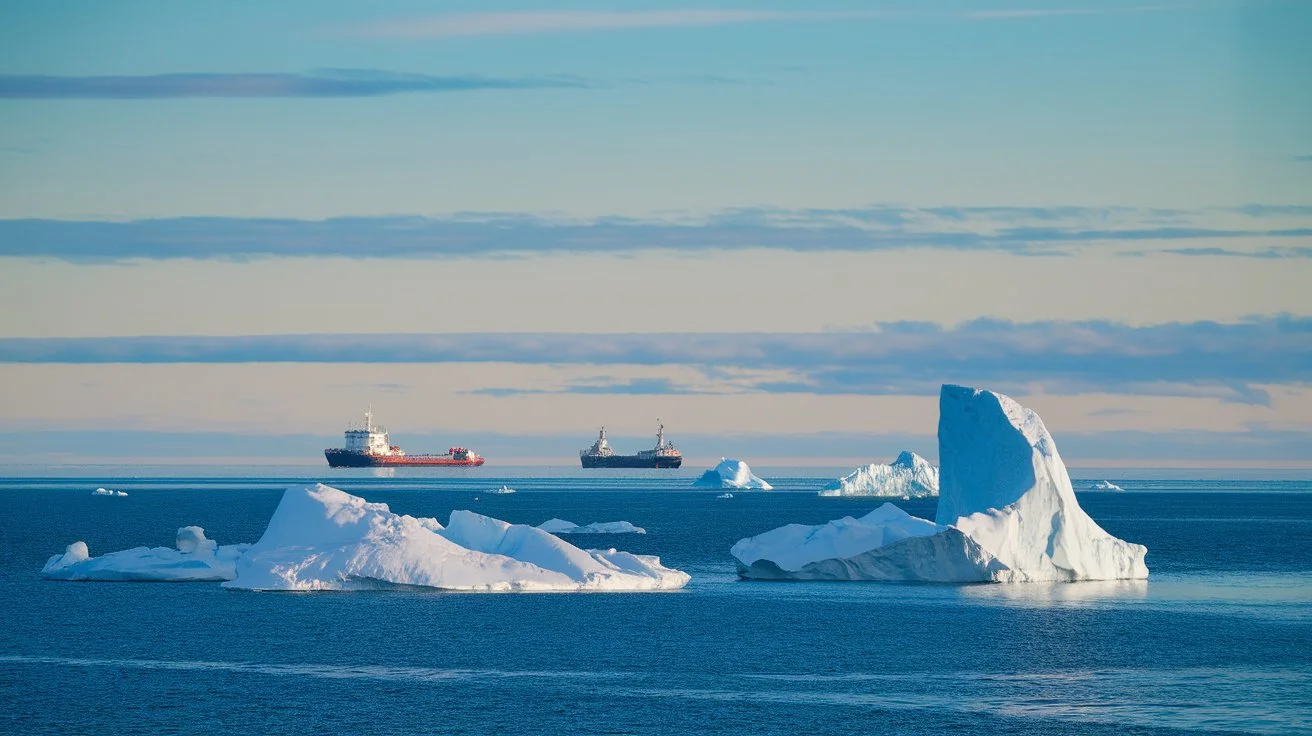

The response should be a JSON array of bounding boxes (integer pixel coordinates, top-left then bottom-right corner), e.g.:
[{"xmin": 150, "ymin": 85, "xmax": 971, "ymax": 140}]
[
  {"xmin": 732, "ymin": 385, "xmax": 1148, "ymax": 583},
  {"xmin": 537, "ymin": 519, "xmax": 646, "ymax": 534},
  {"xmin": 224, "ymin": 484, "xmax": 686, "ymax": 592},
  {"xmin": 42, "ymin": 527, "xmax": 248, "ymax": 582},
  {"xmin": 1091, "ymin": 480, "xmax": 1125, "ymax": 492},
  {"xmin": 694, "ymin": 459, "xmax": 772, "ymax": 490},
  {"xmin": 818, "ymin": 451, "xmax": 939, "ymax": 498},
  {"xmin": 91, "ymin": 487, "xmax": 128, "ymax": 497}
]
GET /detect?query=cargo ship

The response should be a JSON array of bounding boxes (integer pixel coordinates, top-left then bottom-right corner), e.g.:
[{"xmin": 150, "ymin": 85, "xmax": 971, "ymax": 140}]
[
  {"xmin": 325, "ymin": 408, "xmax": 484, "ymax": 468},
  {"xmin": 580, "ymin": 422, "xmax": 683, "ymax": 469}
]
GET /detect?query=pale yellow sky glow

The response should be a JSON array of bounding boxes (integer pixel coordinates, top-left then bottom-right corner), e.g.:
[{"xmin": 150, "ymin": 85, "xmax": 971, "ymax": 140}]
[{"xmin": 2, "ymin": 249, "xmax": 1311, "ymax": 337}]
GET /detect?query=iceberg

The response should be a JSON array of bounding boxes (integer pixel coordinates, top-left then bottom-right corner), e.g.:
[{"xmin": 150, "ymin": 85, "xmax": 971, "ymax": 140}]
[
  {"xmin": 91, "ymin": 488, "xmax": 128, "ymax": 497},
  {"xmin": 1092, "ymin": 480, "xmax": 1125, "ymax": 492},
  {"xmin": 694, "ymin": 459, "xmax": 772, "ymax": 490},
  {"xmin": 818, "ymin": 451, "xmax": 939, "ymax": 498},
  {"xmin": 717, "ymin": 493, "xmax": 733, "ymax": 499},
  {"xmin": 536, "ymin": 519, "xmax": 646, "ymax": 534},
  {"xmin": 486, "ymin": 486, "xmax": 517, "ymax": 495},
  {"xmin": 42, "ymin": 527, "xmax": 248, "ymax": 582},
  {"xmin": 224, "ymin": 484, "xmax": 686, "ymax": 591},
  {"xmin": 732, "ymin": 385, "xmax": 1149, "ymax": 583}
]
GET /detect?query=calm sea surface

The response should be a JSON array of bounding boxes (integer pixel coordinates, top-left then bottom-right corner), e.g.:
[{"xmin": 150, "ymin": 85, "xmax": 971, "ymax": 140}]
[{"xmin": 2, "ymin": 467, "xmax": 1310, "ymax": 735}]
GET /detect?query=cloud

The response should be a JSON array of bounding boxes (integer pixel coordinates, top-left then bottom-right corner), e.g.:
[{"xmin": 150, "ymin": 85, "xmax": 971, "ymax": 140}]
[
  {"xmin": 2, "ymin": 316, "xmax": 1307, "ymax": 404},
  {"xmin": 3, "ymin": 205, "xmax": 1309, "ymax": 261},
  {"xmin": 344, "ymin": 11, "xmax": 889, "ymax": 38},
  {"xmin": 0, "ymin": 69, "xmax": 589, "ymax": 99}
]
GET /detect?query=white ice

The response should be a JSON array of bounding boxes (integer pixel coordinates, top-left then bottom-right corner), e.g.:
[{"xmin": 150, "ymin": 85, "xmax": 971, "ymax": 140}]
[
  {"xmin": 717, "ymin": 493, "xmax": 734, "ymax": 499},
  {"xmin": 818, "ymin": 451, "xmax": 939, "ymax": 498},
  {"xmin": 1092, "ymin": 480, "xmax": 1125, "ymax": 492},
  {"xmin": 42, "ymin": 527, "xmax": 248, "ymax": 582},
  {"xmin": 91, "ymin": 488, "xmax": 128, "ymax": 497},
  {"xmin": 486, "ymin": 486, "xmax": 517, "ymax": 495},
  {"xmin": 693, "ymin": 458, "xmax": 772, "ymax": 490},
  {"xmin": 732, "ymin": 385, "xmax": 1149, "ymax": 583},
  {"xmin": 536, "ymin": 519, "xmax": 647, "ymax": 534},
  {"xmin": 223, "ymin": 484, "xmax": 686, "ymax": 591}
]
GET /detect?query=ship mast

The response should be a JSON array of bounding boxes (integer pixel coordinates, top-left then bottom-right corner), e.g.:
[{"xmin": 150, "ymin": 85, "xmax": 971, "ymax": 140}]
[
  {"xmin": 656, "ymin": 419, "xmax": 664, "ymax": 449},
  {"xmin": 365, "ymin": 405, "xmax": 373, "ymax": 432}
]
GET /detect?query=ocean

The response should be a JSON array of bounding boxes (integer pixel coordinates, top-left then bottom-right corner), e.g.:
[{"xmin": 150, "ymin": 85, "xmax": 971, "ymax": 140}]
[{"xmin": 2, "ymin": 467, "xmax": 1310, "ymax": 735}]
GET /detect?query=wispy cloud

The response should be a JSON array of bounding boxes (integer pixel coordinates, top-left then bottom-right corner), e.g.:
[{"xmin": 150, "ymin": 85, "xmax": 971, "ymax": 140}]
[
  {"xmin": 0, "ymin": 69, "xmax": 589, "ymax": 99},
  {"xmin": 2, "ymin": 316, "xmax": 1307, "ymax": 404},
  {"xmin": 344, "ymin": 10, "xmax": 889, "ymax": 39},
  {"xmin": 3, "ymin": 205, "xmax": 1308, "ymax": 261},
  {"xmin": 963, "ymin": 5, "xmax": 1185, "ymax": 20}
]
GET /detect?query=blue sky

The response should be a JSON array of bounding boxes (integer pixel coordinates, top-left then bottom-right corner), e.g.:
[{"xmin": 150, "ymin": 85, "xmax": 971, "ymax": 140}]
[{"xmin": 1, "ymin": 1, "xmax": 1309, "ymax": 465}]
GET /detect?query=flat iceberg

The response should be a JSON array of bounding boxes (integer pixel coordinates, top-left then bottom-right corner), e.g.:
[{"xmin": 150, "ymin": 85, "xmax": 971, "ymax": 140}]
[
  {"xmin": 818, "ymin": 451, "xmax": 939, "ymax": 498},
  {"xmin": 91, "ymin": 488, "xmax": 128, "ymax": 497},
  {"xmin": 224, "ymin": 484, "xmax": 686, "ymax": 591},
  {"xmin": 1092, "ymin": 480, "xmax": 1125, "ymax": 492},
  {"xmin": 486, "ymin": 486, "xmax": 517, "ymax": 495},
  {"xmin": 42, "ymin": 527, "xmax": 248, "ymax": 582},
  {"xmin": 717, "ymin": 493, "xmax": 733, "ymax": 499},
  {"xmin": 694, "ymin": 459, "xmax": 772, "ymax": 490},
  {"xmin": 537, "ymin": 519, "xmax": 647, "ymax": 534},
  {"xmin": 732, "ymin": 385, "xmax": 1149, "ymax": 583}
]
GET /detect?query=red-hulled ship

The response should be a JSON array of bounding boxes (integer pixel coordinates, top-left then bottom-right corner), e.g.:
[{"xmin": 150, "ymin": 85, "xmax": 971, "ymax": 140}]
[{"xmin": 324, "ymin": 408, "xmax": 484, "ymax": 467}]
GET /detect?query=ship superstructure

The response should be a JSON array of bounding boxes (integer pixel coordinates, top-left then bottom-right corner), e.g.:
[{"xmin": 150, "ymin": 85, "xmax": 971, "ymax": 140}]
[
  {"xmin": 325, "ymin": 408, "xmax": 484, "ymax": 467},
  {"xmin": 580, "ymin": 421, "xmax": 682, "ymax": 469}
]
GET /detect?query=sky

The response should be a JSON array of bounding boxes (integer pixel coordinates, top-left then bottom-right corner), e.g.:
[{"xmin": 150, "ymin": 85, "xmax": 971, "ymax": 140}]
[{"xmin": 1, "ymin": 1, "xmax": 1310, "ymax": 467}]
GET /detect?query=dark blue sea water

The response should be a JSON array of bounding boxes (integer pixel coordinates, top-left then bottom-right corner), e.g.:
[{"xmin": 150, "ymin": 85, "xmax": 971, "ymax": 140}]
[{"xmin": 2, "ymin": 469, "xmax": 1310, "ymax": 735}]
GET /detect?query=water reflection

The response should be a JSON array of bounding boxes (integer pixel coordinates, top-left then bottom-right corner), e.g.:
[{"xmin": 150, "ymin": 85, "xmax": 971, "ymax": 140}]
[{"xmin": 959, "ymin": 579, "xmax": 1149, "ymax": 607}]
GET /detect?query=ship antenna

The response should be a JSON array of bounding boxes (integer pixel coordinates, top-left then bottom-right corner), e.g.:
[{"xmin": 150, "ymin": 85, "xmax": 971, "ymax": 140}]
[
  {"xmin": 657, "ymin": 419, "xmax": 664, "ymax": 448},
  {"xmin": 366, "ymin": 405, "xmax": 373, "ymax": 432}
]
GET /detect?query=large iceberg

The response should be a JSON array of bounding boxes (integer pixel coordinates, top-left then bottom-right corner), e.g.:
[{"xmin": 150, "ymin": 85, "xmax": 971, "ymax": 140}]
[
  {"xmin": 818, "ymin": 451, "xmax": 939, "ymax": 498},
  {"xmin": 537, "ymin": 519, "xmax": 646, "ymax": 534},
  {"xmin": 224, "ymin": 484, "xmax": 688, "ymax": 592},
  {"xmin": 732, "ymin": 385, "xmax": 1149, "ymax": 583},
  {"xmin": 694, "ymin": 459, "xmax": 772, "ymax": 490},
  {"xmin": 42, "ymin": 527, "xmax": 248, "ymax": 582}
]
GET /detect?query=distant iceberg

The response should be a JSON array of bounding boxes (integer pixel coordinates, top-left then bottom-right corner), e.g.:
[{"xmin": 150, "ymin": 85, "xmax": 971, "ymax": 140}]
[
  {"xmin": 537, "ymin": 519, "xmax": 646, "ymax": 535},
  {"xmin": 717, "ymin": 493, "xmax": 733, "ymax": 499},
  {"xmin": 224, "ymin": 484, "xmax": 685, "ymax": 591},
  {"xmin": 818, "ymin": 451, "xmax": 939, "ymax": 498},
  {"xmin": 1092, "ymin": 480, "xmax": 1125, "ymax": 492},
  {"xmin": 486, "ymin": 486, "xmax": 517, "ymax": 495},
  {"xmin": 694, "ymin": 459, "xmax": 772, "ymax": 490},
  {"xmin": 732, "ymin": 385, "xmax": 1149, "ymax": 583},
  {"xmin": 42, "ymin": 526, "xmax": 248, "ymax": 582},
  {"xmin": 91, "ymin": 488, "xmax": 128, "ymax": 497}
]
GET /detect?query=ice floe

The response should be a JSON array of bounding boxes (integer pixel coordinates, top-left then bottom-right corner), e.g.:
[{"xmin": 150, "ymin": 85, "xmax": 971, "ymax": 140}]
[
  {"xmin": 223, "ymin": 484, "xmax": 685, "ymax": 591},
  {"xmin": 732, "ymin": 385, "xmax": 1149, "ymax": 583},
  {"xmin": 693, "ymin": 459, "xmax": 772, "ymax": 490},
  {"xmin": 537, "ymin": 519, "xmax": 647, "ymax": 534},
  {"xmin": 42, "ymin": 527, "xmax": 248, "ymax": 582},
  {"xmin": 1091, "ymin": 480, "xmax": 1125, "ymax": 492},
  {"xmin": 486, "ymin": 486, "xmax": 517, "ymax": 495},
  {"xmin": 91, "ymin": 488, "xmax": 128, "ymax": 497},
  {"xmin": 818, "ymin": 451, "xmax": 939, "ymax": 498},
  {"xmin": 717, "ymin": 493, "xmax": 734, "ymax": 499}
]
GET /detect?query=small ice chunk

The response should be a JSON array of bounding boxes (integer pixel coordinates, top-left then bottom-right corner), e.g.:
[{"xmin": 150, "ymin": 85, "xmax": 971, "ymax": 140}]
[
  {"xmin": 717, "ymin": 493, "xmax": 733, "ymax": 499},
  {"xmin": 91, "ymin": 488, "xmax": 128, "ymax": 497},
  {"xmin": 1092, "ymin": 480, "xmax": 1125, "ymax": 492}
]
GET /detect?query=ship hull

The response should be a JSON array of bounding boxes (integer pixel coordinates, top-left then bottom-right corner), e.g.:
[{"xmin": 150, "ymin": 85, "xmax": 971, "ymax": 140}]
[
  {"xmin": 325, "ymin": 450, "xmax": 485, "ymax": 468},
  {"xmin": 580, "ymin": 455, "xmax": 682, "ymax": 469}
]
